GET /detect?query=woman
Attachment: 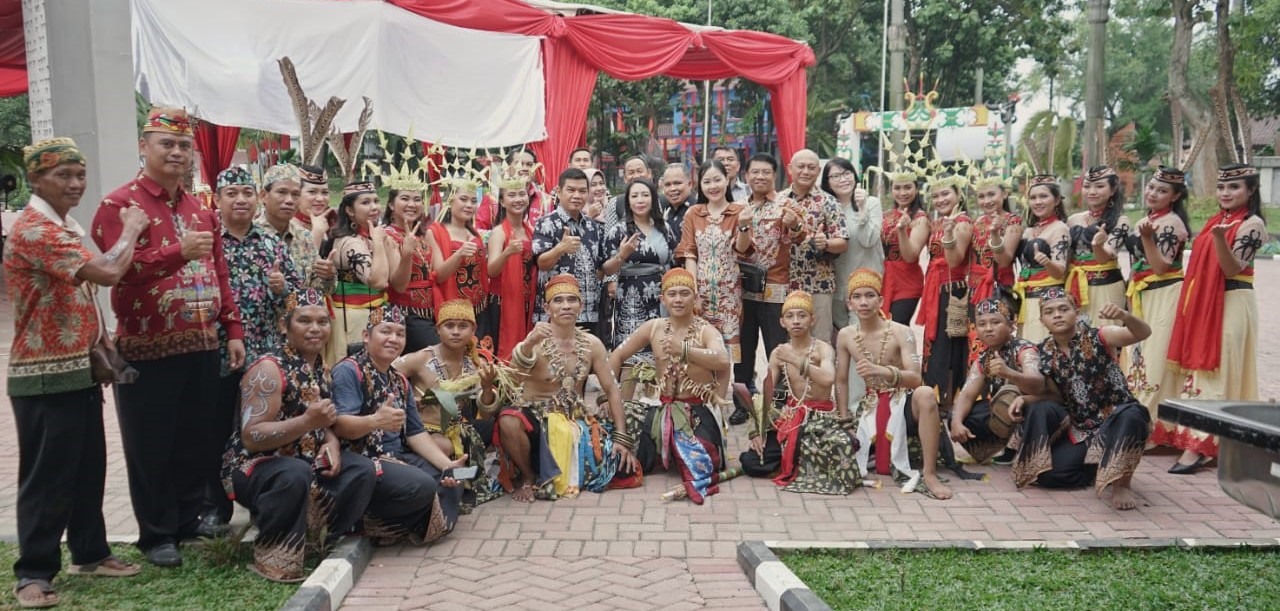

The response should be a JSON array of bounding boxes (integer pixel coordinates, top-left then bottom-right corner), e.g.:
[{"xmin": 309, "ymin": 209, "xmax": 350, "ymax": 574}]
[
  {"xmin": 485, "ymin": 179, "xmax": 536, "ymax": 360},
  {"xmin": 970, "ymin": 177, "xmax": 1022, "ymax": 304},
  {"xmin": 7, "ymin": 138, "xmax": 144, "ymax": 608},
  {"xmin": 1014, "ymin": 175, "xmax": 1070, "ymax": 343},
  {"xmin": 323, "ymin": 182, "xmax": 390, "ymax": 364},
  {"xmin": 1164, "ymin": 163, "xmax": 1264, "ymax": 473},
  {"xmin": 476, "ymin": 149, "xmax": 550, "ymax": 231},
  {"xmin": 604, "ymin": 178, "xmax": 677, "ymax": 352},
  {"xmin": 584, "ymin": 168, "xmax": 611, "ymax": 224},
  {"xmin": 880, "ymin": 172, "xmax": 929, "ymax": 324},
  {"xmin": 426, "ymin": 184, "xmax": 495, "ymax": 354},
  {"xmin": 676, "ymin": 160, "xmax": 749, "ymax": 364},
  {"xmin": 384, "ymin": 188, "xmax": 437, "ymax": 354},
  {"xmin": 1067, "ymin": 165, "xmax": 1130, "ymax": 326},
  {"xmin": 1126, "ymin": 167, "xmax": 1191, "ymax": 447},
  {"xmin": 917, "ymin": 177, "xmax": 973, "ymax": 404},
  {"xmin": 823, "ymin": 158, "xmax": 884, "ymax": 330}
]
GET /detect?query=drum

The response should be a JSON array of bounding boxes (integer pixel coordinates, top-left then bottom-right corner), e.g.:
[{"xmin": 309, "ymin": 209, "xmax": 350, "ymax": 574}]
[{"xmin": 987, "ymin": 384, "xmax": 1021, "ymax": 439}]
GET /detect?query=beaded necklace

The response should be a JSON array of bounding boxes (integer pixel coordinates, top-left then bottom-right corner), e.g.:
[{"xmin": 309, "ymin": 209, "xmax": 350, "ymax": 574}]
[{"xmin": 853, "ymin": 319, "xmax": 893, "ymax": 392}]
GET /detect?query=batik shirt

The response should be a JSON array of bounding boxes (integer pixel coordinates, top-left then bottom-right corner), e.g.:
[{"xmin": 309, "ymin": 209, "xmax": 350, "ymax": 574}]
[
  {"xmin": 977, "ymin": 338, "xmax": 1038, "ymax": 399},
  {"xmin": 531, "ymin": 207, "xmax": 608, "ymax": 323},
  {"xmin": 259, "ymin": 218, "xmax": 335, "ymax": 293},
  {"xmin": 1038, "ymin": 324, "xmax": 1137, "ymax": 441},
  {"xmin": 221, "ymin": 347, "xmax": 330, "ymax": 493},
  {"xmin": 92, "ymin": 174, "xmax": 243, "ymax": 360},
  {"xmin": 333, "ymin": 350, "xmax": 425, "ymax": 458},
  {"xmin": 219, "ymin": 225, "xmax": 301, "ymax": 375},
  {"xmin": 781, "ymin": 187, "xmax": 848, "ymax": 295},
  {"xmin": 742, "ymin": 194, "xmax": 806, "ymax": 303},
  {"xmin": 4, "ymin": 196, "xmax": 98, "ymax": 396}
]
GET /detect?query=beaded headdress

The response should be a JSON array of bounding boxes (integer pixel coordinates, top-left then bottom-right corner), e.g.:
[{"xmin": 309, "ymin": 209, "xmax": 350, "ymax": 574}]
[
  {"xmin": 782, "ymin": 290, "xmax": 814, "ymax": 314},
  {"xmin": 1153, "ymin": 166, "xmax": 1186, "ymax": 186},
  {"xmin": 1028, "ymin": 174, "xmax": 1058, "ymax": 189},
  {"xmin": 343, "ymin": 181, "xmax": 376, "ymax": 197},
  {"xmin": 284, "ymin": 288, "xmax": 328, "ymax": 314},
  {"xmin": 661, "ymin": 268, "xmax": 696, "ymax": 293},
  {"xmin": 1038, "ymin": 286, "xmax": 1076, "ymax": 309},
  {"xmin": 436, "ymin": 299, "xmax": 476, "ymax": 325},
  {"xmin": 1084, "ymin": 165, "xmax": 1117, "ymax": 182},
  {"xmin": 298, "ymin": 164, "xmax": 326, "ymax": 186},
  {"xmin": 1218, "ymin": 165, "xmax": 1259, "ymax": 181},
  {"xmin": 846, "ymin": 268, "xmax": 883, "ymax": 297},
  {"xmin": 367, "ymin": 303, "xmax": 407, "ymax": 328},
  {"xmin": 23, "ymin": 137, "xmax": 84, "ymax": 173},
  {"xmin": 545, "ymin": 274, "xmax": 581, "ymax": 301},
  {"xmin": 975, "ymin": 297, "xmax": 1014, "ymax": 321},
  {"xmin": 143, "ymin": 106, "xmax": 194, "ymax": 136},
  {"xmin": 215, "ymin": 165, "xmax": 256, "ymax": 191},
  {"xmin": 262, "ymin": 164, "xmax": 301, "ymax": 189}
]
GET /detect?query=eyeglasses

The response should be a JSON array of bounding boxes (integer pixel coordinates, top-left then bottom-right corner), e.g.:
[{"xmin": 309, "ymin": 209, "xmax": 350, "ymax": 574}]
[{"xmin": 827, "ymin": 171, "xmax": 855, "ymax": 181}]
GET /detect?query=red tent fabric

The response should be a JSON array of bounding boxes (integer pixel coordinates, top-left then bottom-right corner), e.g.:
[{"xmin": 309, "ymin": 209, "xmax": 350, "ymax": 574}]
[
  {"xmin": 388, "ymin": 0, "xmax": 815, "ymax": 182},
  {"xmin": 194, "ymin": 120, "xmax": 241, "ymax": 186},
  {"xmin": 0, "ymin": 0, "xmax": 26, "ymax": 97}
]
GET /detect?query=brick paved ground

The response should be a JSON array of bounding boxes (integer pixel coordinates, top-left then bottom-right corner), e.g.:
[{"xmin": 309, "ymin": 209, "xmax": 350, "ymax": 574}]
[{"xmin": 0, "ymin": 262, "xmax": 1278, "ymax": 611}]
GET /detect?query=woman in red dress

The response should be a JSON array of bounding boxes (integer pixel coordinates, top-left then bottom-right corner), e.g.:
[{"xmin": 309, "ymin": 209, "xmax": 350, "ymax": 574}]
[
  {"xmin": 426, "ymin": 184, "xmax": 495, "ymax": 354},
  {"xmin": 880, "ymin": 172, "xmax": 929, "ymax": 324},
  {"xmin": 969, "ymin": 177, "xmax": 1022, "ymax": 304},
  {"xmin": 486, "ymin": 179, "xmax": 536, "ymax": 360},
  {"xmin": 384, "ymin": 187, "xmax": 437, "ymax": 353}
]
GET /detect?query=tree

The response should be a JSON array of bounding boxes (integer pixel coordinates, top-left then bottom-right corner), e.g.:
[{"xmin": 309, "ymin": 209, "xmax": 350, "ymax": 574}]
[{"xmin": 1232, "ymin": 0, "xmax": 1280, "ymax": 118}]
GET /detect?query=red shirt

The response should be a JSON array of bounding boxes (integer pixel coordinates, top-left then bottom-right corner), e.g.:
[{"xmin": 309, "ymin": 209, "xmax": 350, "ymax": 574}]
[{"xmin": 92, "ymin": 173, "xmax": 243, "ymax": 361}]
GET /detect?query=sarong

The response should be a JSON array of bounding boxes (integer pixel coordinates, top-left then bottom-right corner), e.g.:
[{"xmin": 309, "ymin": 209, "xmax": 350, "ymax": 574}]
[
  {"xmin": 630, "ymin": 398, "xmax": 725, "ymax": 504},
  {"xmin": 495, "ymin": 398, "xmax": 629, "ymax": 499},
  {"xmin": 851, "ymin": 390, "xmax": 918, "ymax": 481},
  {"xmin": 958, "ymin": 400, "xmax": 1011, "ymax": 464},
  {"xmin": 773, "ymin": 399, "xmax": 859, "ymax": 495},
  {"xmin": 1012, "ymin": 400, "xmax": 1150, "ymax": 494}
]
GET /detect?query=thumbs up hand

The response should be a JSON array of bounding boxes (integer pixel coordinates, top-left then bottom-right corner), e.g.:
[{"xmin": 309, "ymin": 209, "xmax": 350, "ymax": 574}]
[{"xmin": 267, "ymin": 263, "xmax": 286, "ymax": 295}]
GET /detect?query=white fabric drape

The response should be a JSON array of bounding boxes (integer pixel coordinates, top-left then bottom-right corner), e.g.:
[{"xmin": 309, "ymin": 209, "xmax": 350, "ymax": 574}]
[{"xmin": 131, "ymin": 0, "xmax": 547, "ymax": 147}]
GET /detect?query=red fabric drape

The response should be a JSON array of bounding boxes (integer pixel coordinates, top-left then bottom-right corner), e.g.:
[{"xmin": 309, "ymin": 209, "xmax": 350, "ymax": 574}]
[
  {"xmin": 388, "ymin": 0, "xmax": 814, "ymax": 183},
  {"xmin": 194, "ymin": 121, "xmax": 240, "ymax": 186},
  {"xmin": 0, "ymin": 0, "xmax": 26, "ymax": 97}
]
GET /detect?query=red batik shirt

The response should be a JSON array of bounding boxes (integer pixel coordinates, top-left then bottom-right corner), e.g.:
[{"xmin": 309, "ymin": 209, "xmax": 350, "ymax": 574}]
[{"xmin": 92, "ymin": 174, "xmax": 243, "ymax": 361}]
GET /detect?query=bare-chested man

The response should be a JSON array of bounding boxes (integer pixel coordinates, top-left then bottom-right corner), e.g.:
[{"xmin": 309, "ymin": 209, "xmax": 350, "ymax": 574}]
[
  {"xmin": 762, "ymin": 290, "xmax": 858, "ymax": 495},
  {"xmin": 609, "ymin": 268, "xmax": 732, "ymax": 504},
  {"xmin": 835, "ymin": 269, "xmax": 952, "ymax": 500},
  {"xmin": 497, "ymin": 274, "xmax": 639, "ymax": 502}
]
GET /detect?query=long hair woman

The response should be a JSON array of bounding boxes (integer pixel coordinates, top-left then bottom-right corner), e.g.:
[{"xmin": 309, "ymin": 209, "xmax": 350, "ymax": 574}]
[
  {"xmin": 322, "ymin": 182, "xmax": 390, "ymax": 363},
  {"xmin": 918, "ymin": 177, "xmax": 973, "ymax": 405},
  {"xmin": 426, "ymin": 184, "xmax": 495, "ymax": 354},
  {"xmin": 603, "ymin": 178, "xmax": 677, "ymax": 350},
  {"xmin": 880, "ymin": 172, "xmax": 929, "ymax": 324},
  {"xmin": 383, "ymin": 187, "xmax": 437, "ymax": 353},
  {"xmin": 1163, "ymin": 163, "xmax": 1264, "ymax": 474},
  {"xmin": 969, "ymin": 177, "xmax": 1022, "ymax": 304},
  {"xmin": 1067, "ymin": 165, "xmax": 1130, "ymax": 326},
  {"xmin": 675, "ymin": 161, "xmax": 746, "ymax": 365},
  {"xmin": 485, "ymin": 178, "xmax": 536, "ymax": 360},
  {"xmin": 822, "ymin": 158, "xmax": 884, "ymax": 330},
  {"xmin": 1014, "ymin": 176, "xmax": 1069, "ymax": 343}
]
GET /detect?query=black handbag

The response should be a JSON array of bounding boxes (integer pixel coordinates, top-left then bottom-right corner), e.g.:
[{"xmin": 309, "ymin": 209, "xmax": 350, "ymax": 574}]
[{"xmin": 738, "ymin": 260, "xmax": 767, "ymax": 293}]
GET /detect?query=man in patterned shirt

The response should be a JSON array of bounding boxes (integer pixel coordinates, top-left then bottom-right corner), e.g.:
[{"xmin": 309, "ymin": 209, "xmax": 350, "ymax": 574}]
[
  {"xmin": 199, "ymin": 165, "xmax": 302, "ymax": 537},
  {"xmin": 781, "ymin": 150, "xmax": 848, "ymax": 341},
  {"xmin": 257, "ymin": 163, "xmax": 336, "ymax": 294},
  {"xmin": 532, "ymin": 168, "xmax": 610, "ymax": 329},
  {"xmin": 91, "ymin": 107, "xmax": 244, "ymax": 567}
]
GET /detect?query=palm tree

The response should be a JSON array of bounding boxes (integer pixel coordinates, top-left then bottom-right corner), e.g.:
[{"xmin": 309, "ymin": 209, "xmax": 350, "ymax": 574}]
[{"xmin": 1017, "ymin": 110, "xmax": 1077, "ymax": 179}]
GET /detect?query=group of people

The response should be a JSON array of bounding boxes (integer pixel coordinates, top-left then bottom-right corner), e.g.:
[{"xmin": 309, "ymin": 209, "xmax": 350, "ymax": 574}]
[{"xmin": 4, "ymin": 103, "xmax": 1265, "ymax": 607}]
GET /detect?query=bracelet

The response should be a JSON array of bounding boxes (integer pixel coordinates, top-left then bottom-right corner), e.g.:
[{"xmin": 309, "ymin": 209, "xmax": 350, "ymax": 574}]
[
  {"xmin": 738, "ymin": 225, "xmax": 751, "ymax": 233},
  {"xmin": 511, "ymin": 343, "xmax": 536, "ymax": 369},
  {"xmin": 941, "ymin": 237, "xmax": 957, "ymax": 249},
  {"xmin": 476, "ymin": 387, "xmax": 501, "ymax": 413},
  {"xmin": 682, "ymin": 340, "xmax": 690, "ymax": 363},
  {"xmin": 611, "ymin": 429, "xmax": 635, "ymax": 451},
  {"xmin": 990, "ymin": 239, "xmax": 1005, "ymax": 250},
  {"xmin": 888, "ymin": 366, "xmax": 901, "ymax": 388}
]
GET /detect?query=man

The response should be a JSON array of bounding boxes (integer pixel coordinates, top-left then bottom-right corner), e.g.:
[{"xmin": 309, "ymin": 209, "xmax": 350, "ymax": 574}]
[
  {"xmin": 660, "ymin": 164, "xmax": 694, "ymax": 246},
  {"xmin": 331, "ymin": 304, "xmax": 467, "ymax": 544},
  {"xmin": 568, "ymin": 147, "xmax": 594, "ymax": 170},
  {"xmin": 295, "ymin": 163, "xmax": 336, "ymax": 252},
  {"xmin": 712, "ymin": 146, "xmax": 750, "ymax": 202},
  {"xmin": 609, "ymin": 269, "xmax": 731, "ymax": 504},
  {"xmin": 734, "ymin": 153, "xmax": 806, "ymax": 424},
  {"xmin": 532, "ymin": 168, "xmax": 610, "ymax": 328},
  {"xmin": 753, "ymin": 290, "xmax": 858, "ymax": 495},
  {"xmin": 834, "ymin": 269, "xmax": 952, "ymax": 500},
  {"xmin": 1010, "ymin": 289, "xmax": 1151, "ymax": 510},
  {"xmin": 257, "ymin": 164, "xmax": 336, "ymax": 294},
  {"xmin": 393, "ymin": 299, "xmax": 505, "ymax": 511},
  {"xmin": 496, "ymin": 275, "xmax": 639, "ymax": 502},
  {"xmin": 7, "ymin": 138, "xmax": 146, "ymax": 607},
  {"xmin": 92, "ymin": 107, "xmax": 245, "ymax": 567},
  {"xmin": 200, "ymin": 165, "xmax": 303, "ymax": 536},
  {"xmin": 781, "ymin": 150, "xmax": 849, "ymax": 338},
  {"xmin": 948, "ymin": 298, "xmax": 1043, "ymax": 464},
  {"xmin": 223, "ymin": 289, "xmax": 375, "ymax": 582}
]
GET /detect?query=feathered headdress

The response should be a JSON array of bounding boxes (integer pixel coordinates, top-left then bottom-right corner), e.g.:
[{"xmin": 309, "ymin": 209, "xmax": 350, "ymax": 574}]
[{"xmin": 278, "ymin": 56, "xmax": 373, "ymax": 181}]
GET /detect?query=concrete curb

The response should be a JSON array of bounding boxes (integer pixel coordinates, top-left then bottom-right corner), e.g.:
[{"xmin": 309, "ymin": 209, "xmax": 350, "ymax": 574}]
[
  {"xmin": 740, "ymin": 538, "xmax": 1280, "ymax": 610},
  {"xmin": 279, "ymin": 537, "xmax": 372, "ymax": 611}
]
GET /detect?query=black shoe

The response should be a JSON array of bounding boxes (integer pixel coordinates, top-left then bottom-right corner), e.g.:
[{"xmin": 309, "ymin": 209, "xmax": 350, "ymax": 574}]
[
  {"xmin": 1168, "ymin": 456, "xmax": 1212, "ymax": 475},
  {"xmin": 728, "ymin": 407, "xmax": 750, "ymax": 425},
  {"xmin": 991, "ymin": 448, "xmax": 1017, "ymax": 466},
  {"xmin": 145, "ymin": 543, "xmax": 182, "ymax": 568},
  {"xmin": 195, "ymin": 514, "xmax": 230, "ymax": 538}
]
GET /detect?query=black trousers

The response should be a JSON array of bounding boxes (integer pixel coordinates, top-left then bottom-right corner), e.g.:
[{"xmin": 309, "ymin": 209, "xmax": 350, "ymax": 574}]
[
  {"xmin": 12, "ymin": 387, "xmax": 112, "ymax": 582},
  {"xmin": 204, "ymin": 371, "xmax": 243, "ymax": 522},
  {"xmin": 231, "ymin": 452, "xmax": 375, "ymax": 548},
  {"xmin": 115, "ymin": 350, "xmax": 222, "ymax": 550},
  {"xmin": 735, "ymin": 300, "xmax": 785, "ymax": 388},
  {"xmin": 405, "ymin": 314, "xmax": 439, "ymax": 355},
  {"xmin": 365, "ymin": 455, "xmax": 439, "ymax": 535},
  {"xmin": 739, "ymin": 431, "xmax": 783, "ymax": 478},
  {"xmin": 888, "ymin": 298, "xmax": 919, "ymax": 327}
]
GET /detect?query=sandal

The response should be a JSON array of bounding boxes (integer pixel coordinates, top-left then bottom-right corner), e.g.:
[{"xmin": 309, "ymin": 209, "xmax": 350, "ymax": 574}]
[
  {"xmin": 14, "ymin": 579, "xmax": 59, "ymax": 609},
  {"xmin": 69, "ymin": 556, "xmax": 141, "ymax": 577},
  {"xmin": 246, "ymin": 563, "xmax": 306, "ymax": 584}
]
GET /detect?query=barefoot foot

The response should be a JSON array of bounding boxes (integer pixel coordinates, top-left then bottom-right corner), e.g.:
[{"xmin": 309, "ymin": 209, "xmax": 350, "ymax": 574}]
[
  {"xmin": 1111, "ymin": 485, "xmax": 1137, "ymax": 510},
  {"xmin": 922, "ymin": 474, "xmax": 953, "ymax": 500},
  {"xmin": 510, "ymin": 483, "xmax": 536, "ymax": 503}
]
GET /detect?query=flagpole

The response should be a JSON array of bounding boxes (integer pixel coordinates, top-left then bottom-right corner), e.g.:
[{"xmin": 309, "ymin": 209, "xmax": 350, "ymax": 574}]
[{"xmin": 700, "ymin": 0, "xmax": 713, "ymax": 162}]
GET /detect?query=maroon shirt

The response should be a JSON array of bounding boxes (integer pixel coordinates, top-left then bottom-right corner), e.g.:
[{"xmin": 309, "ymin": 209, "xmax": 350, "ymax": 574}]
[{"xmin": 92, "ymin": 173, "xmax": 243, "ymax": 361}]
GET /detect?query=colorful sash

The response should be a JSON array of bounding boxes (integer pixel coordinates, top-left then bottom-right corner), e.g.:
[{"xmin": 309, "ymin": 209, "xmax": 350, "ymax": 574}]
[
  {"xmin": 1125, "ymin": 271, "xmax": 1183, "ymax": 319},
  {"xmin": 1066, "ymin": 260, "xmax": 1122, "ymax": 307}
]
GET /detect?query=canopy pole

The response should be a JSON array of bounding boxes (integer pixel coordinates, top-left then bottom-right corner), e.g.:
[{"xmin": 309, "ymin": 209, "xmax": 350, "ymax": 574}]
[{"xmin": 700, "ymin": 0, "xmax": 713, "ymax": 162}]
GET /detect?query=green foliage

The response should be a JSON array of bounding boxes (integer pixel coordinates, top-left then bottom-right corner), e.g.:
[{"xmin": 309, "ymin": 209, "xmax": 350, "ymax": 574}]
[
  {"xmin": 1232, "ymin": 0, "xmax": 1280, "ymax": 118},
  {"xmin": 1018, "ymin": 110, "xmax": 1077, "ymax": 177},
  {"xmin": 784, "ymin": 547, "xmax": 1280, "ymax": 610}
]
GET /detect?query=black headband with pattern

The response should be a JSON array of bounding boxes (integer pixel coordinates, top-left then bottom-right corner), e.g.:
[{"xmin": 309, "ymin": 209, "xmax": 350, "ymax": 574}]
[
  {"xmin": 975, "ymin": 298, "xmax": 1014, "ymax": 321},
  {"xmin": 1218, "ymin": 166, "xmax": 1258, "ymax": 181}
]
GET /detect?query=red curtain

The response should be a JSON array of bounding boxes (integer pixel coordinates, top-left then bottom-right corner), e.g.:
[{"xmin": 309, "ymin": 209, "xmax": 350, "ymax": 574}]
[
  {"xmin": 194, "ymin": 120, "xmax": 240, "ymax": 186},
  {"xmin": 388, "ymin": 0, "xmax": 814, "ymax": 183},
  {"xmin": 0, "ymin": 0, "xmax": 26, "ymax": 97}
]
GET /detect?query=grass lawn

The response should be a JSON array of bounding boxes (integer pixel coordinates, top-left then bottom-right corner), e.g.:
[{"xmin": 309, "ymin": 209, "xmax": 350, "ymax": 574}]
[
  {"xmin": 0, "ymin": 541, "xmax": 297, "ymax": 611},
  {"xmin": 783, "ymin": 547, "xmax": 1280, "ymax": 611}
]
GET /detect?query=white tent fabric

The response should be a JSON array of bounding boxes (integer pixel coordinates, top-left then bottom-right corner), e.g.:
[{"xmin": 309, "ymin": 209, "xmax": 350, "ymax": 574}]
[{"xmin": 131, "ymin": 0, "xmax": 547, "ymax": 147}]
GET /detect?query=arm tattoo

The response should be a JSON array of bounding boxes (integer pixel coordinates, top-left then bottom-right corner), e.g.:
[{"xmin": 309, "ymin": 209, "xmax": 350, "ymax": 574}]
[
  {"xmin": 248, "ymin": 430, "xmax": 285, "ymax": 443},
  {"xmin": 240, "ymin": 367, "xmax": 281, "ymax": 426},
  {"xmin": 104, "ymin": 239, "xmax": 129, "ymax": 263}
]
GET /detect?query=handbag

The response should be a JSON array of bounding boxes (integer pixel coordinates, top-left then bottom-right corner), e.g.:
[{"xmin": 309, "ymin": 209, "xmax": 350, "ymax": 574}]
[
  {"xmin": 86, "ymin": 285, "xmax": 139, "ymax": 385},
  {"xmin": 738, "ymin": 260, "xmax": 766, "ymax": 294},
  {"xmin": 945, "ymin": 263, "xmax": 971, "ymax": 338}
]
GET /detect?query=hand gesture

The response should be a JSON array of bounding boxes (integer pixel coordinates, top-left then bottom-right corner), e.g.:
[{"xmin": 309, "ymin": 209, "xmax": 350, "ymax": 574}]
[
  {"xmin": 180, "ymin": 230, "xmax": 215, "ymax": 261},
  {"xmin": 399, "ymin": 223, "xmax": 421, "ymax": 257},
  {"xmin": 896, "ymin": 212, "xmax": 911, "ymax": 232},
  {"xmin": 1098, "ymin": 302, "xmax": 1127, "ymax": 321},
  {"xmin": 1137, "ymin": 218, "xmax": 1156, "ymax": 240},
  {"xmin": 312, "ymin": 257, "xmax": 336, "ymax": 281},
  {"xmin": 1008, "ymin": 396, "xmax": 1025, "ymax": 423},
  {"xmin": 311, "ymin": 212, "xmax": 330, "ymax": 237},
  {"xmin": 441, "ymin": 454, "xmax": 470, "ymax": 488},
  {"xmin": 305, "ymin": 398, "xmax": 338, "ymax": 428},
  {"xmin": 988, "ymin": 219, "xmax": 1006, "ymax": 248},
  {"xmin": 478, "ymin": 362, "xmax": 499, "ymax": 388},
  {"xmin": 1033, "ymin": 251, "xmax": 1051, "ymax": 266},
  {"xmin": 559, "ymin": 228, "xmax": 582, "ymax": 255},
  {"xmin": 372, "ymin": 399, "xmax": 406, "ymax": 432},
  {"xmin": 586, "ymin": 200, "xmax": 603, "ymax": 220},
  {"xmin": 854, "ymin": 187, "xmax": 868, "ymax": 207},
  {"xmin": 368, "ymin": 221, "xmax": 386, "ymax": 244},
  {"xmin": 985, "ymin": 353, "xmax": 1009, "ymax": 380},
  {"xmin": 950, "ymin": 421, "xmax": 974, "ymax": 443},
  {"xmin": 120, "ymin": 206, "xmax": 149, "ymax": 235},
  {"xmin": 503, "ymin": 240, "xmax": 524, "ymax": 257},
  {"xmin": 737, "ymin": 205, "xmax": 754, "ymax": 228},
  {"xmin": 854, "ymin": 358, "xmax": 882, "ymax": 382},
  {"xmin": 529, "ymin": 321, "xmax": 554, "ymax": 343},
  {"xmin": 811, "ymin": 234, "xmax": 828, "ymax": 252},
  {"xmin": 1210, "ymin": 220, "xmax": 1239, "ymax": 239},
  {"xmin": 455, "ymin": 240, "xmax": 480, "ymax": 259},
  {"xmin": 942, "ymin": 217, "xmax": 956, "ymax": 237},
  {"xmin": 267, "ymin": 263, "xmax": 286, "ymax": 295},
  {"xmin": 1091, "ymin": 223, "xmax": 1110, "ymax": 249},
  {"xmin": 781, "ymin": 205, "xmax": 802, "ymax": 229},
  {"xmin": 619, "ymin": 233, "xmax": 643, "ymax": 259}
]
